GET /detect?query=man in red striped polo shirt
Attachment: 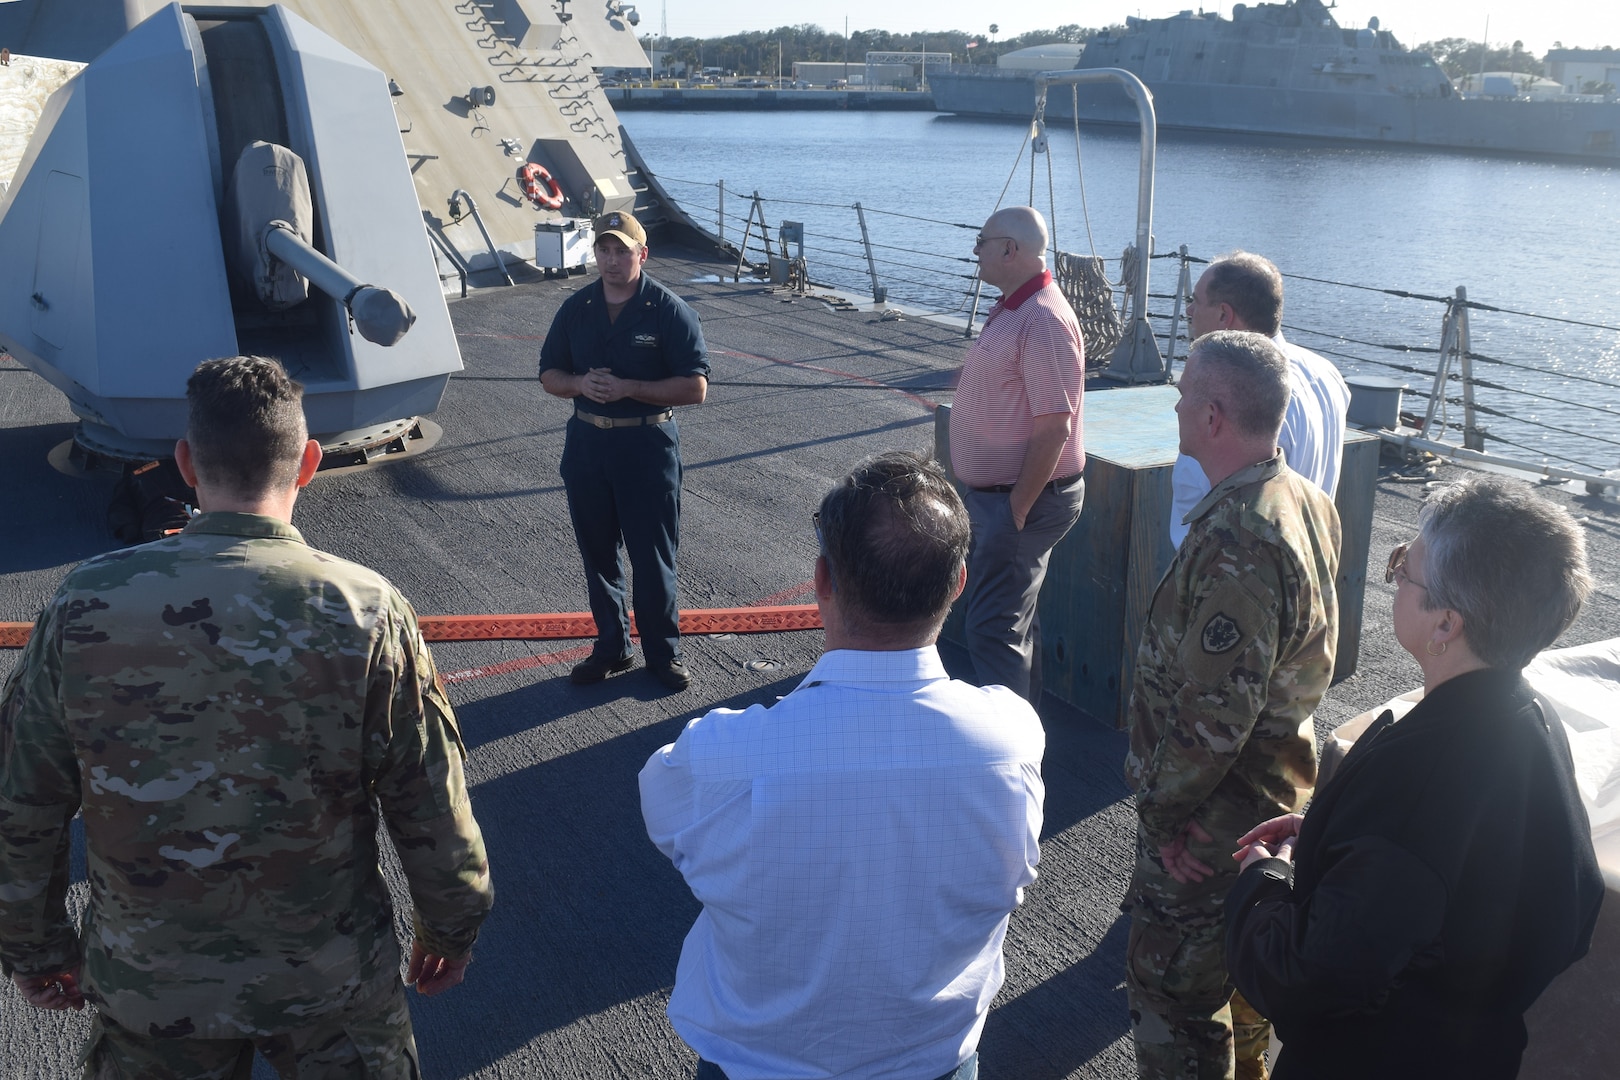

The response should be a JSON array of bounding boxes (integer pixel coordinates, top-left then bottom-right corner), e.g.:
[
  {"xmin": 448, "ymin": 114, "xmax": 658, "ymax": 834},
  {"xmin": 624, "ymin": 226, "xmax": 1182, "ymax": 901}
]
[{"xmin": 949, "ymin": 206, "xmax": 1086, "ymax": 704}]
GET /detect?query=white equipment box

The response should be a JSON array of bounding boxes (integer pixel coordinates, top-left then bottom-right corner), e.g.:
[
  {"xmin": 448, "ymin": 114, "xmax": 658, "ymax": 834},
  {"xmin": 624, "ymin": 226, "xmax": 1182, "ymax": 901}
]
[{"xmin": 535, "ymin": 219, "xmax": 595, "ymax": 273}]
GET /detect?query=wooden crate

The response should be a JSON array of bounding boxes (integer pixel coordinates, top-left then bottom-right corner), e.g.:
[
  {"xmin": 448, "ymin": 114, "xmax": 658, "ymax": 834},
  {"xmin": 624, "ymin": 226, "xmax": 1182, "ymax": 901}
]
[
  {"xmin": 1331, "ymin": 426, "xmax": 1378, "ymax": 682},
  {"xmin": 937, "ymin": 389, "xmax": 1377, "ymax": 727}
]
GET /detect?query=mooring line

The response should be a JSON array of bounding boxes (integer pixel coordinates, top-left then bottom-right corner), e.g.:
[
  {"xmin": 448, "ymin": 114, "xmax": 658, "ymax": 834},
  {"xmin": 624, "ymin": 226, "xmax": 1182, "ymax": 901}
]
[
  {"xmin": 2, "ymin": 600, "xmax": 826, "ymax": 693},
  {"xmin": 429, "ymin": 599, "xmax": 821, "ymax": 685}
]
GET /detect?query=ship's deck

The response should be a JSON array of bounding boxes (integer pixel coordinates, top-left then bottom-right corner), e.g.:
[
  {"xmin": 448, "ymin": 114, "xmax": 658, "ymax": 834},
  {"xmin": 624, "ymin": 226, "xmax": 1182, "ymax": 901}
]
[{"xmin": 3, "ymin": 248, "xmax": 1618, "ymax": 1079}]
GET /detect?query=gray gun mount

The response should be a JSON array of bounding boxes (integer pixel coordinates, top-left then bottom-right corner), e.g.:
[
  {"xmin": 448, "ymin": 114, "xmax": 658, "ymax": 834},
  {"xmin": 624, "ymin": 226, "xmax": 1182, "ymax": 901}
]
[
  {"xmin": 0, "ymin": 3, "xmax": 459, "ymax": 462},
  {"xmin": 228, "ymin": 140, "xmax": 416, "ymax": 347}
]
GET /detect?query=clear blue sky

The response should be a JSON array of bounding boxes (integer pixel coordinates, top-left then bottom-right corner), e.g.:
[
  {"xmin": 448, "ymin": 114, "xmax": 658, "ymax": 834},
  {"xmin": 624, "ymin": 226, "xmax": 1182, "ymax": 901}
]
[{"xmin": 647, "ymin": 3, "xmax": 1618, "ymax": 55}]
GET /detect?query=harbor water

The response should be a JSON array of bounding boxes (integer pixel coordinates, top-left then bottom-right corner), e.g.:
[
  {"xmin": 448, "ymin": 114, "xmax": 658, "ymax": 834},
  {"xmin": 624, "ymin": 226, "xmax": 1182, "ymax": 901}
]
[{"xmin": 622, "ymin": 110, "xmax": 1620, "ymax": 474}]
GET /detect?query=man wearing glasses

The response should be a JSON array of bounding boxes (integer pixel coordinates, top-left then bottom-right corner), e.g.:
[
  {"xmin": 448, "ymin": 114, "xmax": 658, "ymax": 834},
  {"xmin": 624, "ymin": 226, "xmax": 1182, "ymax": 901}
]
[
  {"xmin": 1123, "ymin": 331, "xmax": 1340, "ymax": 1080},
  {"xmin": 1169, "ymin": 251, "xmax": 1350, "ymax": 550},
  {"xmin": 949, "ymin": 205, "xmax": 1087, "ymax": 704},
  {"xmin": 640, "ymin": 451, "xmax": 1044, "ymax": 1080}
]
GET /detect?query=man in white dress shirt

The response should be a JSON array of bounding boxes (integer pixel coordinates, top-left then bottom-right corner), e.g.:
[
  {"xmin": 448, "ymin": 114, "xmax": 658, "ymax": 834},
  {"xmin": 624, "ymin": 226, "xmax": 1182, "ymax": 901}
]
[
  {"xmin": 640, "ymin": 450, "xmax": 1046, "ymax": 1080},
  {"xmin": 1170, "ymin": 251, "xmax": 1351, "ymax": 548}
]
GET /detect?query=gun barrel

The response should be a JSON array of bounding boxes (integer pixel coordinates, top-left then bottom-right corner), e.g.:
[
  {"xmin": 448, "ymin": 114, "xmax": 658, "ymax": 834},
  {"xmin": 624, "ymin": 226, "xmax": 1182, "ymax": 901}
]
[
  {"xmin": 264, "ymin": 223, "xmax": 363, "ymax": 300},
  {"xmin": 264, "ymin": 224, "xmax": 416, "ymax": 346}
]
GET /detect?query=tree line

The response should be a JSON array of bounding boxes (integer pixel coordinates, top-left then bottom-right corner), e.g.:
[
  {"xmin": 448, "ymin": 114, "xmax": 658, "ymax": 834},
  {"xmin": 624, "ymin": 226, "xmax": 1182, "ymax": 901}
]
[
  {"xmin": 1414, "ymin": 39, "xmax": 1615, "ymax": 93},
  {"xmin": 638, "ymin": 23, "xmax": 1609, "ymax": 91},
  {"xmin": 638, "ymin": 24, "xmax": 1110, "ymax": 78},
  {"xmin": 1413, "ymin": 38, "xmax": 1620, "ymax": 78},
  {"xmin": 1415, "ymin": 39, "xmax": 1542, "ymax": 79}
]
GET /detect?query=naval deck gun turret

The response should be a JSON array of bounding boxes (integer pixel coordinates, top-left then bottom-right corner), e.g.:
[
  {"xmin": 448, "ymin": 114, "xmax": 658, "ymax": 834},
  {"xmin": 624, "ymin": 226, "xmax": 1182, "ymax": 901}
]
[{"xmin": 0, "ymin": 3, "xmax": 461, "ymax": 465}]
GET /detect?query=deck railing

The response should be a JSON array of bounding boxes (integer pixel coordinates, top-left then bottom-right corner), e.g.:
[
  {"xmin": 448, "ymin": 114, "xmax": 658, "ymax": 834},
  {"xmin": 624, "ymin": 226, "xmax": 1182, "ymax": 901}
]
[{"xmin": 650, "ymin": 172, "xmax": 1620, "ymax": 489}]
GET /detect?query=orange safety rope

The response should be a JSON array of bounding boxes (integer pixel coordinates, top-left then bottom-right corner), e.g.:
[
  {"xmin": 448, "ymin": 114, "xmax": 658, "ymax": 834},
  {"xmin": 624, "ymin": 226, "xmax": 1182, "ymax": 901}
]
[{"xmin": 0, "ymin": 604, "xmax": 822, "ymax": 649}]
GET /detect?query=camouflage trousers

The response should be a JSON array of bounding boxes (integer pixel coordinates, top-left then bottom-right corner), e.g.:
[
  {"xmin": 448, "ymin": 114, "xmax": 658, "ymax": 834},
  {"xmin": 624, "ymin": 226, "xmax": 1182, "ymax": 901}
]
[
  {"xmin": 80, "ymin": 975, "xmax": 421, "ymax": 1080},
  {"xmin": 1123, "ymin": 813, "xmax": 1272, "ymax": 1080}
]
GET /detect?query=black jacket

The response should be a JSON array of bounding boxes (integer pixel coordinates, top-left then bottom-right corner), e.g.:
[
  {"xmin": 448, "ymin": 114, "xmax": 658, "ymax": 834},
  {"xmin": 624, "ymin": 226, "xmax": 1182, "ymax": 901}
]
[{"xmin": 1225, "ymin": 667, "xmax": 1604, "ymax": 1079}]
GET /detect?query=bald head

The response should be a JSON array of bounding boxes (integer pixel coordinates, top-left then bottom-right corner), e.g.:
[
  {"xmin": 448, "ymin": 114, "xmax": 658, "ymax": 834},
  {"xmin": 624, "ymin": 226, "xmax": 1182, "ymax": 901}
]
[
  {"xmin": 977, "ymin": 206, "xmax": 1049, "ymax": 293},
  {"xmin": 985, "ymin": 206, "xmax": 1048, "ymax": 256}
]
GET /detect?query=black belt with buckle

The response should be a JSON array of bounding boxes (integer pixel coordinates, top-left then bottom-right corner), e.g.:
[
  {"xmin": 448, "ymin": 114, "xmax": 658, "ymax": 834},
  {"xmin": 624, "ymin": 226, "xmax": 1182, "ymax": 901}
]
[
  {"xmin": 971, "ymin": 471, "xmax": 1083, "ymax": 495},
  {"xmin": 573, "ymin": 406, "xmax": 674, "ymax": 429}
]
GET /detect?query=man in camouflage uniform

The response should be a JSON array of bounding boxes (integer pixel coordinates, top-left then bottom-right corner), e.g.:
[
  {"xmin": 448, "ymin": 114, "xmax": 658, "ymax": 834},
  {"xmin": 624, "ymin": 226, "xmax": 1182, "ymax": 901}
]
[
  {"xmin": 1123, "ymin": 331, "xmax": 1339, "ymax": 1080},
  {"xmin": 0, "ymin": 357, "xmax": 493, "ymax": 1078}
]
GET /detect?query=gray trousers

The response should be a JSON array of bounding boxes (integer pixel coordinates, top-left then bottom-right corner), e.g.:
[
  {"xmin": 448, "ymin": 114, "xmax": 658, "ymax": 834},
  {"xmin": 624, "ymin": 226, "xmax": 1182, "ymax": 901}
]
[{"xmin": 962, "ymin": 476, "xmax": 1085, "ymax": 703}]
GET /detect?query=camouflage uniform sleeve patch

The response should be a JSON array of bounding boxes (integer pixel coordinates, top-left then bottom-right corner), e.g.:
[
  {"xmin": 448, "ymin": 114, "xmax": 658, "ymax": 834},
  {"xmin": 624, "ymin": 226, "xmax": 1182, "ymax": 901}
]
[
  {"xmin": 1200, "ymin": 612, "xmax": 1242, "ymax": 654},
  {"xmin": 1177, "ymin": 577, "xmax": 1271, "ymax": 690},
  {"xmin": 1134, "ymin": 570, "xmax": 1284, "ymax": 848}
]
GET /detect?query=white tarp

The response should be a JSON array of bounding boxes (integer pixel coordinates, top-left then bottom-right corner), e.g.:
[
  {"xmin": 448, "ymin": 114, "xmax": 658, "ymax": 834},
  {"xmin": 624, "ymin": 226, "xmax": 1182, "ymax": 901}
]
[
  {"xmin": 1525, "ymin": 638, "xmax": 1620, "ymax": 885},
  {"xmin": 1328, "ymin": 637, "xmax": 1620, "ymax": 888}
]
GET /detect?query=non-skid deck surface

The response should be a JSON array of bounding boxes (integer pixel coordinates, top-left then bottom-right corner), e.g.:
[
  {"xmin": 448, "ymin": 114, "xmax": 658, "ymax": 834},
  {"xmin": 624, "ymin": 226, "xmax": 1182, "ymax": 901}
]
[{"xmin": 3, "ymin": 249, "xmax": 1618, "ymax": 1079}]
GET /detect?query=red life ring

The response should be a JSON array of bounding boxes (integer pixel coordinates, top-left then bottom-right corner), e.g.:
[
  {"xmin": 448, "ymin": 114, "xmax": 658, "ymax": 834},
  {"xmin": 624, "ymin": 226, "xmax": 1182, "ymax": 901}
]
[{"xmin": 518, "ymin": 163, "xmax": 564, "ymax": 209}]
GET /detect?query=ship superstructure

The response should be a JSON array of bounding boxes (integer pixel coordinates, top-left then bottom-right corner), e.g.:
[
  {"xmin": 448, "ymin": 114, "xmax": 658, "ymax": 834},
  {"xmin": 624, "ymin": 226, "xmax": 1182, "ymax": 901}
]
[
  {"xmin": 930, "ymin": 1, "xmax": 1620, "ymax": 161},
  {"xmin": 1081, "ymin": 1, "xmax": 1451, "ymax": 102}
]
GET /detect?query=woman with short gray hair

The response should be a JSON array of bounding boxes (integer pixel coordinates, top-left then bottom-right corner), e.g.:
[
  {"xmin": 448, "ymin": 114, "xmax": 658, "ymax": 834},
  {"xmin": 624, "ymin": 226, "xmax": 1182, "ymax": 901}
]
[
  {"xmin": 1401, "ymin": 474, "xmax": 1591, "ymax": 670},
  {"xmin": 1222, "ymin": 474, "xmax": 1603, "ymax": 1078}
]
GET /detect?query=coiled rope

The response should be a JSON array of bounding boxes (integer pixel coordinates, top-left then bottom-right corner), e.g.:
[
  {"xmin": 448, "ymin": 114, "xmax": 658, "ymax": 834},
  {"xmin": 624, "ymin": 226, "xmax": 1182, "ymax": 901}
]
[{"xmin": 1054, "ymin": 251, "xmax": 1123, "ymax": 366}]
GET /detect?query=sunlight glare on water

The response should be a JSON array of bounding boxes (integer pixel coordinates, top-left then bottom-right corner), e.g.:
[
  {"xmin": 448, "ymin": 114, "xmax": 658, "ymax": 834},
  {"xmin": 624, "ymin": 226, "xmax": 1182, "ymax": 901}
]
[{"xmin": 623, "ymin": 110, "xmax": 1620, "ymax": 470}]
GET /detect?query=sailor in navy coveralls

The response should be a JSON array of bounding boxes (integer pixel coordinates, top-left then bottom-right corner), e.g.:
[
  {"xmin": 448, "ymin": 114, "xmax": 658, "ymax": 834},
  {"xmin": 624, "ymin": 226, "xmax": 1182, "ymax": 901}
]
[{"xmin": 539, "ymin": 211, "xmax": 709, "ymax": 691}]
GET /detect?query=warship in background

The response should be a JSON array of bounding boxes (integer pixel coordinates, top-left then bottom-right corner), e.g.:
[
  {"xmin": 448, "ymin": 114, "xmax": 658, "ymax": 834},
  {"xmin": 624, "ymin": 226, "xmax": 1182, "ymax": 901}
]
[{"xmin": 929, "ymin": 0, "xmax": 1620, "ymax": 162}]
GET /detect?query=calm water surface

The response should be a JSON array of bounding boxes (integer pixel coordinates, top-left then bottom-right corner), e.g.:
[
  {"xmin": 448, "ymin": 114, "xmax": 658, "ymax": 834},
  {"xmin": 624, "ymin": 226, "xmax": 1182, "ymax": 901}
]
[{"xmin": 622, "ymin": 110, "xmax": 1620, "ymax": 470}]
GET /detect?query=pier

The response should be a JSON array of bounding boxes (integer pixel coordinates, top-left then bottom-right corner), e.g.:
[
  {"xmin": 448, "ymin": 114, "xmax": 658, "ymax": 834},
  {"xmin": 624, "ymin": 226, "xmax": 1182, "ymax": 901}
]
[{"xmin": 606, "ymin": 86, "xmax": 937, "ymax": 110}]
